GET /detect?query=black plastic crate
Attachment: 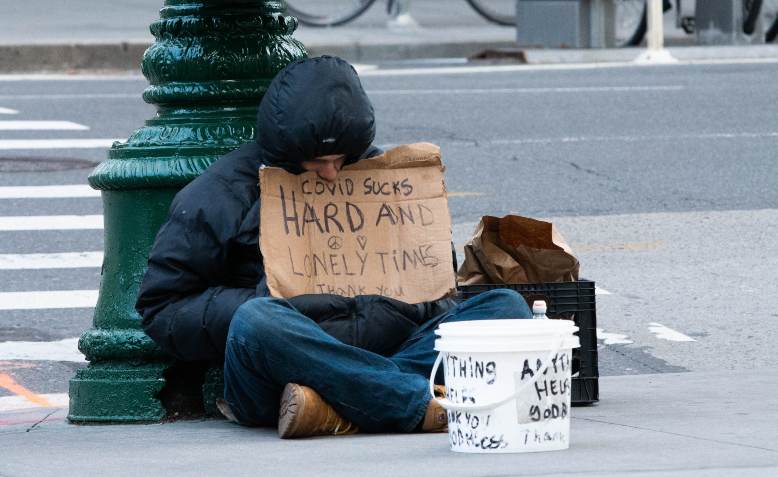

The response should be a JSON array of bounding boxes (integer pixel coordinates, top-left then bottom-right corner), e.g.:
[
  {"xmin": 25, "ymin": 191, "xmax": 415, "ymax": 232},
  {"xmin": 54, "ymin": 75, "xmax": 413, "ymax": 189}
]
[{"xmin": 457, "ymin": 280, "xmax": 599, "ymax": 405}]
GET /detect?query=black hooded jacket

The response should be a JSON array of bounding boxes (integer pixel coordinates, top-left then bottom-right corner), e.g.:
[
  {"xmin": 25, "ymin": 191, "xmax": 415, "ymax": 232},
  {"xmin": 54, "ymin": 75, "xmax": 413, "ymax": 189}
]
[{"xmin": 136, "ymin": 57, "xmax": 455, "ymax": 362}]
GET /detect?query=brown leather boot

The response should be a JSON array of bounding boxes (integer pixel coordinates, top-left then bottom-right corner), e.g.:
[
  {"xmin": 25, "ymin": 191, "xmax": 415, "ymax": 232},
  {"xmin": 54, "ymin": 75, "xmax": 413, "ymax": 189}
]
[
  {"xmin": 215, "ymin": 398, "xmax": 238, "ymax": 424},
  {"xmin": 421, "ymin": 385, "xmax": 448, "ymax": 433},
  {"xmin": 278, "ymin": 383, "xmax": 359, "ymax": 439}
]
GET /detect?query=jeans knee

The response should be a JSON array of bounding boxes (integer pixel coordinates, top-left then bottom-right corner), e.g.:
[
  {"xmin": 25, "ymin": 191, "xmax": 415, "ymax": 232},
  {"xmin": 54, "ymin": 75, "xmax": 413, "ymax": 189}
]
[
  {"xmin": 228, "ymin": 297, "xmax": 290, "ymax": 344},
  {"xmin": 478, "ymin": 288, "xmax": 531, "ymax": 318}
]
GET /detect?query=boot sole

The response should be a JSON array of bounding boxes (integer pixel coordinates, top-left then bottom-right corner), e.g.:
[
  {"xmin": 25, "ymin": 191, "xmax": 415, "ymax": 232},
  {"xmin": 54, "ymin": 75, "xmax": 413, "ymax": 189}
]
[
  {"xmin": 215, "ymin": 398, "xmax": 238, "ymax": 424},
  {"xmin": 278, "ymin": 383, "xmax": 305, "ymax": 438}
]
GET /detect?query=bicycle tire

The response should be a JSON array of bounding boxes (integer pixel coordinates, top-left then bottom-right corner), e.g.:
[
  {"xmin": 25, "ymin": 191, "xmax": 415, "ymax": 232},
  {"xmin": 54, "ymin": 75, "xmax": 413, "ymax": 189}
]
[
  {"xmin": 286, "ymin": 0, "xmax": 379, "ymax": 27},
  {"xmin": 616, "ymin": 1, "xmax": 648, "ymax": 47},
  {"xmin": 465, "ymin": 0, "xmax": 515, "ymax": 26},
  {"xmin": 768, "ymin": 12, "xmax": 778, "ymax": 41},
  {"xmin": 743, "ymin": 0, "xmax": 764, "ymax": 35},
  {"xmin": 616, "ymin": 0, "xmax": 673, "ymax": 48}
]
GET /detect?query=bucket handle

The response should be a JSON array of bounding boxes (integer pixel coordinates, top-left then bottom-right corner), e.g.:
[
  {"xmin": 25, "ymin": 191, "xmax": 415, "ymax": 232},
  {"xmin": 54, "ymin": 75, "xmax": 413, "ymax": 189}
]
[{"xmin": 428, "ymin": 336, "xmax": 566, "ymax": 412}]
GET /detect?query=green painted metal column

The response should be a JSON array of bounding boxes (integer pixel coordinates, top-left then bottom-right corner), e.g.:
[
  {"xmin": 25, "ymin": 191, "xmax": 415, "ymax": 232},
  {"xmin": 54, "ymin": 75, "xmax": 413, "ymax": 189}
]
[{"xmin": 68, "ymin": 0, "xmax": 306, "ymax": 422}]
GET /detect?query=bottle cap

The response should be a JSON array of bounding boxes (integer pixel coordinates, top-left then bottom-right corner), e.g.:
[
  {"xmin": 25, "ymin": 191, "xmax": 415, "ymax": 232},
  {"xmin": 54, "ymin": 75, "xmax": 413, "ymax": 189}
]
[{"xmin": 532, "ymin": 300, "xmax": 547, "ymax": 314}]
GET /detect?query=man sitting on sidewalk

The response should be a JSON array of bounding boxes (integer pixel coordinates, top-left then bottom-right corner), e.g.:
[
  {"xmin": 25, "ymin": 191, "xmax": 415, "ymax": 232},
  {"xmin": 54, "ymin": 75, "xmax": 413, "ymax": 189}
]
[{"xmin": 136, "ymin": 56, "xmax": 531, "ymax": 438}]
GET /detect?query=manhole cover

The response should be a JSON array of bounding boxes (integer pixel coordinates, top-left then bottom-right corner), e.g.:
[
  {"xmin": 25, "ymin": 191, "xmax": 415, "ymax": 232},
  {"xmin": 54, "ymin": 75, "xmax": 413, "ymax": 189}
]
[{"xmin": 0, "ymin": 157, "xmax": 100, "ymax": 173}]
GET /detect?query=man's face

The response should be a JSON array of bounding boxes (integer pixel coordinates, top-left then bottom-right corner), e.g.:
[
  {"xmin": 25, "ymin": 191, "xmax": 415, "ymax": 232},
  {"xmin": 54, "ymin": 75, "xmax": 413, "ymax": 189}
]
[{"xmin": 301, "ymin": 154, "xmax": 346, "ymax": 182}]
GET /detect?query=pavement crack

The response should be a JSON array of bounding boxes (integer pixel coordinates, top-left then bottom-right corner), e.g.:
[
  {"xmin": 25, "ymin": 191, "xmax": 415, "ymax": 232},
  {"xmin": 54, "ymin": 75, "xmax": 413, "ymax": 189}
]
[
  {"xmin": 568, "ymin": 161, "xmax": 609, "ymax": 179},
  {"xmin": 24, "ymin": 409, "xmax": 57, "ymax": 432},
  {"xmin": 572, "ymin": 416, "xmax": 778, "ymax": 454},
  {"xmin": 566, "ymin": 161, "xmax": 629, "ymax": 194}
]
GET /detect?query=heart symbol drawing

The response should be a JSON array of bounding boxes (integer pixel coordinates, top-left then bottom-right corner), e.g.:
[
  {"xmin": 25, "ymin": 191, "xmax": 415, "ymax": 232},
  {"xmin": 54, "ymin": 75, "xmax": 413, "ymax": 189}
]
[{"xmin": 356, "ymin": 235, "xmax": 368, "ymax": 250}]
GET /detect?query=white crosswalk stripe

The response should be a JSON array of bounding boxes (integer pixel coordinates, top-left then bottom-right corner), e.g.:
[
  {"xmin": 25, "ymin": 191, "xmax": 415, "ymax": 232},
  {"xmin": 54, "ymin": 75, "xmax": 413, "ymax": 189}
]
[
  {"xmin": 0, "ymin": 338, "xmax": 84, "ymax": 362},
  {"xmin": 0, "ymin": 121, "xmax": 89, "ymax": 131},
  {"xmin": 0, "ymin": 139, "xmax": 120, "ymax": 150},
  {"xmin": 0, "ymin": 185, "xmax": 100, "ymax": 199},
  {"xmin": 0, "ymin": 107, "xmax": 19, "ymax": 115},
  {"xmin": 648, "ymin": 323, "xmax": 696, "ymax": 342},
  {"xmin": 0, "ymin": 393, "xmax": 69, "ymax": 411},
  {"xmin": 0, "ymin": 290, "xmax": 99, "ymax": 311},
  {"xmin": 0, "ymin": 215, "xmax": 103, "ymax": 231},
  {"xmin": 0, "ymin": 252, "xmax": 102, "ymax": 270}
]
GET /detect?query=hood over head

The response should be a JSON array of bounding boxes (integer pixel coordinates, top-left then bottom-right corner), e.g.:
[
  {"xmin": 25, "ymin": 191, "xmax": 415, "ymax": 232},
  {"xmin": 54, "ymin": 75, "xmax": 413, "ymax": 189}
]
[{"xmin": 256, "ymin": 56, "xmax": 376, "ymax": 174}]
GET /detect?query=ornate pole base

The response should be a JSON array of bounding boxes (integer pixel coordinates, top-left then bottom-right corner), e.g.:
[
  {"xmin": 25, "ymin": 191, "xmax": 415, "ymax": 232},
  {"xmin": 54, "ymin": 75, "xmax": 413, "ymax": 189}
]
[
  {"xmin": 68, "ymin": 0, "xmax": 306, "ymax": 423},
  {"xmin": 69, "ymin": 362, "xmax": 167, "ymax": 422}
]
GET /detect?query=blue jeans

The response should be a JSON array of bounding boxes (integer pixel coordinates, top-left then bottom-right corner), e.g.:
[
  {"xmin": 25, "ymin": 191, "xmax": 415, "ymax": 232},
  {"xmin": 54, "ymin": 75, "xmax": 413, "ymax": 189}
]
[{"xmin": 223, "ymin": 289, "xmax": 531, "ymax": 433}]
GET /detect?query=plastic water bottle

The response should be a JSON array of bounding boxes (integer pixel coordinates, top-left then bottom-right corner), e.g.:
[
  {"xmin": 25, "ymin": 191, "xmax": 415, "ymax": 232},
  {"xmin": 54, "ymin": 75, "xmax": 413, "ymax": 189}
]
[{"xmin": 532, "ymin": 300, "xmax": 548, "ymax": 319}]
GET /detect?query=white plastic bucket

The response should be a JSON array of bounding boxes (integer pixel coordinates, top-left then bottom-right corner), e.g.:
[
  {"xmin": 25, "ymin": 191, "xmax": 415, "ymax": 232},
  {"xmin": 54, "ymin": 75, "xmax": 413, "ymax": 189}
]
[{"xmin": 430, "ymin": 319, "xmax": 580, "ymax": 453}]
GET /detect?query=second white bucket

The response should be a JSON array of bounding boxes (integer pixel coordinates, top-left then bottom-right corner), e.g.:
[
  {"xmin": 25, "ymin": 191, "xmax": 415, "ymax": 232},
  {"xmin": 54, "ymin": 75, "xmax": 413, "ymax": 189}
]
[{"xmin": 430, "ymin": 319, "xmax": 580, "ymax": 453}]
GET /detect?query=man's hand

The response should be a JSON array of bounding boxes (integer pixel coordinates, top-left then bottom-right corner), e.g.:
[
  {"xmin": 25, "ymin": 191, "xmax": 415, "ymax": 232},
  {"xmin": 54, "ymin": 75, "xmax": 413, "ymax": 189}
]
[
  {"xmin": 286, "ymin": 294, "xmax": 423, "ymax": 355},
  {"xmin": 286, "ymin": 294, "xmax": 351, "ymax": 323}
]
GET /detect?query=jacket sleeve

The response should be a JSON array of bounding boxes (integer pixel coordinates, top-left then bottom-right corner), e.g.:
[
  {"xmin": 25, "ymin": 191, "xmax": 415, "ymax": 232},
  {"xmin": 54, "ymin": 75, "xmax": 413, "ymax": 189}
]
[{"xmin": 136, "ymin": 190, "xmax": 256, "ymax": 362}]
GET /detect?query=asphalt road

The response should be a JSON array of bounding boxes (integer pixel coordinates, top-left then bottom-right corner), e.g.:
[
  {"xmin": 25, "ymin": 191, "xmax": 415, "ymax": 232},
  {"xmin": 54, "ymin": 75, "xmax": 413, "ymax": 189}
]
[{"xmin": 1, "ymin": 59, "xmax": 777, "ymax": 405}]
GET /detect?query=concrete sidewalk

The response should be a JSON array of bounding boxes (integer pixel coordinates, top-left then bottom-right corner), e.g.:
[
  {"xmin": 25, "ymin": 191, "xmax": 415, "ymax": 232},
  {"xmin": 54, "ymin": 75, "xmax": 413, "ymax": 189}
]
[
  {"xmin": 2, "ymin": 371, "xmax": 776, "ymax": 476},
  {"xmin": 0, "ymin": 26, "xmax": 519, "ymax": 73},
  {"xmin": 0, "ymin": 0, "xmax": 728, "ymax": 73}
]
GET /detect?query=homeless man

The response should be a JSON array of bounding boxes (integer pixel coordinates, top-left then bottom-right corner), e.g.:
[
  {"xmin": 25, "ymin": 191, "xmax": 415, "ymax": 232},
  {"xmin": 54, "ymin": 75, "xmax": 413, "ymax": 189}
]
[{"xmin": 136, "ymin": 56, "xmax": 532, "ymax": 439}]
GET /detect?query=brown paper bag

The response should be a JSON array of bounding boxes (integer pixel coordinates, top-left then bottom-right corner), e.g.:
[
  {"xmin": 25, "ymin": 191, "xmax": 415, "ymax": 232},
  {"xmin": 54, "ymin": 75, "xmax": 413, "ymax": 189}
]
[{"xmin": 457, "ymin": 215, "xmax": 579, "ymax": 285}]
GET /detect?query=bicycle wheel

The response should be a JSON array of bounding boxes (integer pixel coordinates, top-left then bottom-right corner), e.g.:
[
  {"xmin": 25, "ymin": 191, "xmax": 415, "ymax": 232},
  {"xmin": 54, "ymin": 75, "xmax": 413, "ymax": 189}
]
[
  {"xmin": 769, "ymin": 12, "xmax": 778, "ymax": 41},
  {"xmin": 743, "ymin": 0, "xmax": 763, "ymax": 35},
  {"xmin": 615, "ymin": 0, "xmax": 647, "ymax": 47},
  {"xmin": 465, "ymin": 0, "xmax": 515, "ymax": 26},
  {"xmin": 768, "ymin": 17, "xmax": 778, "ymax": 41},
  {"xmin": 286, "ymin": 0, "xmax": 379, "ymax": 27},
  {"xmin": 764, "ymin": 0, "xmax": 778, "ymax": 41}
]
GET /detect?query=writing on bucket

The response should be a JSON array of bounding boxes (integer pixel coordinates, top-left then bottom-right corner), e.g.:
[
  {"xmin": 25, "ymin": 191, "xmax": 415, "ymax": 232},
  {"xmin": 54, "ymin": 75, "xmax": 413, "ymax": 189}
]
[{"xmin": 444, "ymin": 354, "xmax": 507, "ymax": 450}]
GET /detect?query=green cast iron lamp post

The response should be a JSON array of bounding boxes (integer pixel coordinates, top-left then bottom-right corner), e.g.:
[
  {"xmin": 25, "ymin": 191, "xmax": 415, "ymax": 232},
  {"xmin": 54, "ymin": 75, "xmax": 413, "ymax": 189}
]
[{"xmin": 68, "ymin": 0, "xmax": 306, "ymax": 422}]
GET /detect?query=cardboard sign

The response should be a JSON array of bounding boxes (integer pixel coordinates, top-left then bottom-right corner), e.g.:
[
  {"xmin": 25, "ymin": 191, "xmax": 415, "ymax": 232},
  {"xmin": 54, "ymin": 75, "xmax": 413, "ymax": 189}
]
[{"xmin": 259, "ymin": 143, "xmax": 455, "ymax": 304}]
